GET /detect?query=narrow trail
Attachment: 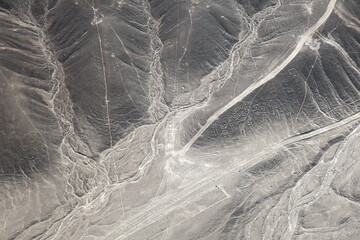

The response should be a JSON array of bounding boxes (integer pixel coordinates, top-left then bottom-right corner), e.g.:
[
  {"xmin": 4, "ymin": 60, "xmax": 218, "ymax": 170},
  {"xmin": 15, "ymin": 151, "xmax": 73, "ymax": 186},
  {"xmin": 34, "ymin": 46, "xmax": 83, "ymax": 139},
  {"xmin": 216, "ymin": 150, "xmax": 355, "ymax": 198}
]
[
  {"xmin": 179, "ymin": 0, "xmax": 338, "ymax": 154},
  {"xmin": 107, "ymin": 109, "xmax": 360, "ymax": 240},
  {"xmin": 12, "ymin": 0, "xmax": 345, "ymax": 239},
  {"xmin": 92, "ymin": 3, "xmax": 113, "ymax": 147},
  {"xmin": 283, "ymin": 124, "xmax": 360, "ymax": 239}
]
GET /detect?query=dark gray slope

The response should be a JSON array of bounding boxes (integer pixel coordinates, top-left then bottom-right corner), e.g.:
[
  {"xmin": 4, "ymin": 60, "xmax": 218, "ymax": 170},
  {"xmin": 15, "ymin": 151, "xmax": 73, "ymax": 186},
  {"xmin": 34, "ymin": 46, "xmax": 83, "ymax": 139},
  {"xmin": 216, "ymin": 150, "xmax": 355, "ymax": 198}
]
[
  {"xmin": 0, "ymin": 5, "xmax": 62, "ymax": 179},
  {"xmin": 46, "ymin": 0, "xmax": 153, "ymax": 154},
  {"xmin": 195, "ymin": 37, "xmax": 360, "ymax": 147},
  {"xmin": 0, "ymin": 0, "xmax": 158, "ymax": 175},
  {"xmin": 1, "ymin": 0, "xmax": 360, "ymax": 239},
  {"xmin": 148, "ymin": 0, "xmax": 248, "ymax": 103},
  {"xmin": 236, "ymin": 0, "xmax": 278, "ymax": 16}
]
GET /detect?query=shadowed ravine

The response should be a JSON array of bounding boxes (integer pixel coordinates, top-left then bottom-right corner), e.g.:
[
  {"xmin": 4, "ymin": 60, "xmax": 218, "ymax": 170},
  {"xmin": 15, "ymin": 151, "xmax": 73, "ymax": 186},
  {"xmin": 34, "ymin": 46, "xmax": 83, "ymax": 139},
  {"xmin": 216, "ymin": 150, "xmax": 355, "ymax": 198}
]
[{"xmin": 1, "ymin": 0, "xmax": 360, "ymax": 239}]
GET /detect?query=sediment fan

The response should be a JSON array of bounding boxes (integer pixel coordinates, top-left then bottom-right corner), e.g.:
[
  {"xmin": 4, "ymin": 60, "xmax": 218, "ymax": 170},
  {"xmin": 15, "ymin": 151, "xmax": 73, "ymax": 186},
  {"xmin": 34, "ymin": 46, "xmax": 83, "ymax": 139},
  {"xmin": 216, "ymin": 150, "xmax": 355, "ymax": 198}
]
[{"xmin": 0, "ymin": 0, "xmax": 360, "ymax": 239}]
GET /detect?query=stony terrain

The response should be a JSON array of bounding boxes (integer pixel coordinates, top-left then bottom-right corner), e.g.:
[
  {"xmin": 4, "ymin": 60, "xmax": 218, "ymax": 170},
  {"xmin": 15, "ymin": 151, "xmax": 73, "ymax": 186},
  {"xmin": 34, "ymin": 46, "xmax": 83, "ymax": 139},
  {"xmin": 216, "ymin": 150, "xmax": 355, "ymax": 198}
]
[{"xmin": 0, "ymin": 0, "xmax": 360, "ymax": 239}]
